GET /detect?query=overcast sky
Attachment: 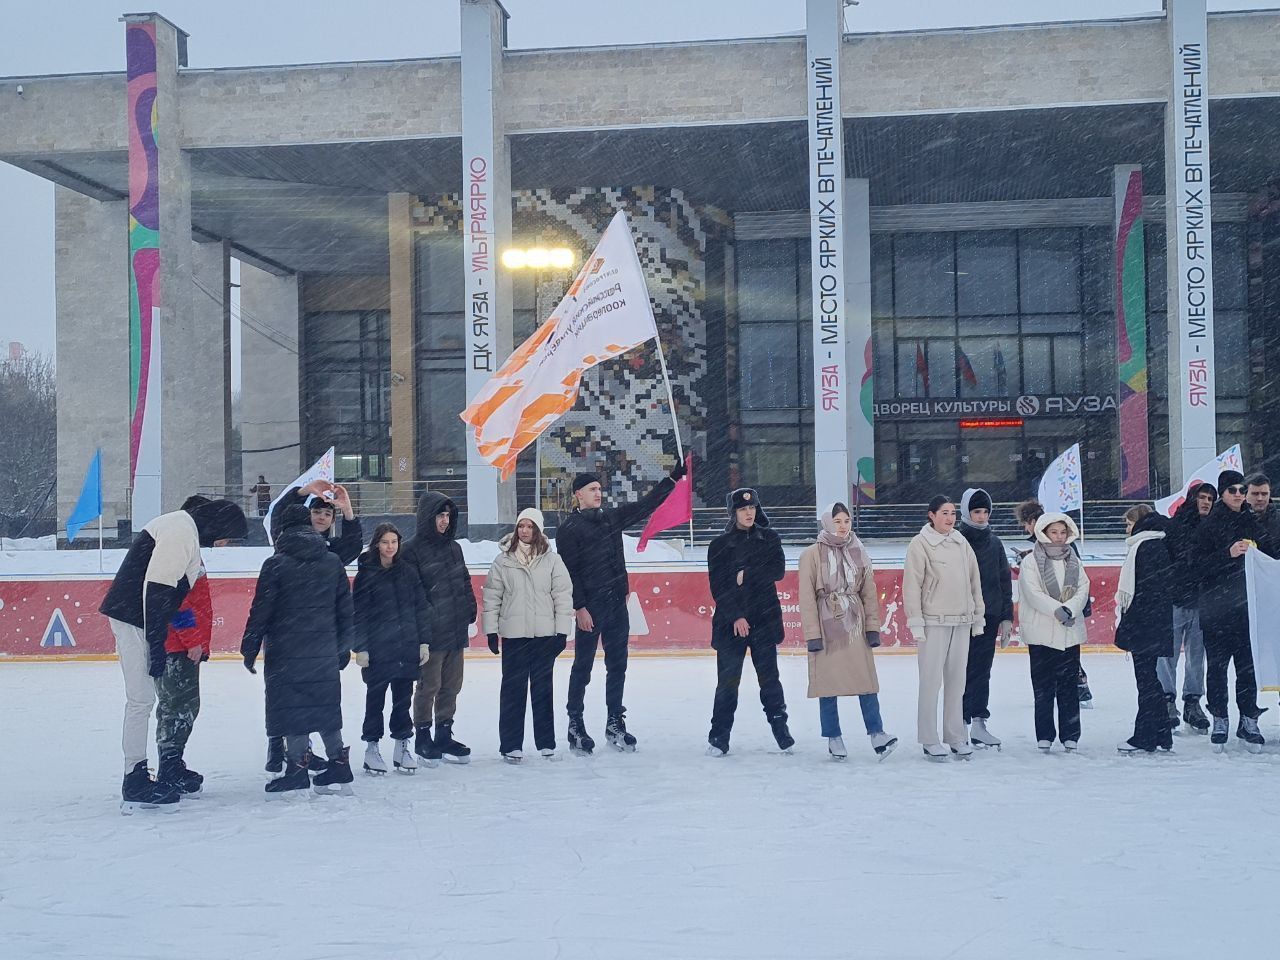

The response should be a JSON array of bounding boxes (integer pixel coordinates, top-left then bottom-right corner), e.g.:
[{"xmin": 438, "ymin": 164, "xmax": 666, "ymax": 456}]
[{"xmin": 1, "ymin": 0, "xmax": 1275, "ymax": 360}]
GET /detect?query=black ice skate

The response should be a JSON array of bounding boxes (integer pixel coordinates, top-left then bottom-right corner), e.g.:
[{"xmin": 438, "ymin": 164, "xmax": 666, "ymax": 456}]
[
  {"xmin": 304, "ymin": 746, "xmax": 329, "ymax": 775},
  {"xmin": 769, "ymin": 716, "xmax": 795, "ymax": 753},
  {"xmin": 1237, "ymin": 716, "xmax": 1265, "ymax": 754},
  {"xmin": 414, "ymin": 725, "xmax": 442, "ymax": 767},
  {"xmin": 605, "ymin": 714, "xmax": 637, "ymax": 752},
  {"xmin": 265, "ymin": 758, "xmax": 311, "ymax": 798},
  {"xmin": 1211, "ymin": 716, "xmax": 1229, "ymax": 753},
  {"xmin": 265, "ymin": 736, "xmax": 285, "ymax": 774},
  {"xmin": 1182, "ymin": 698, "xmax": 1210, "ymax": 734},
  {"xmin": 120, "ymin": 760, "xmax": 181, "ymax": 815},
  {"xmin": 1165, "ymin": 696, "xmax": 1181, "ymax": 733},
  {"xmin": 567, "ymin": 716, "xmax": 595, "ymax": 756},
  {"xmin": 156, "ymin": 756, "xmax": 203, "ymax": 798},
  {"xmin": 435, "ymin": 721, "xmax": 471, "ymax": 764},
  {"xmin": 313, "ymin": 746, "xmax": 355, "ymax": 796}
]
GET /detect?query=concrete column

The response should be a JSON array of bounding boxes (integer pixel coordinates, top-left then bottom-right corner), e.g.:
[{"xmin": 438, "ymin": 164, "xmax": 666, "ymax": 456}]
[
  {"xmin": 239, "ymin": 262, "xmax": 300, "ymax": 488},
  {"xmin": 54, "ymin": 187, "xmax": 130, "ymax": 535},
  {"xmin": 388, "ymin": 193, "xmax": 417, "ymax": 512},
  {"xmin": 461, "ymin": 0, "xmax": 515, "ymax": 540}
]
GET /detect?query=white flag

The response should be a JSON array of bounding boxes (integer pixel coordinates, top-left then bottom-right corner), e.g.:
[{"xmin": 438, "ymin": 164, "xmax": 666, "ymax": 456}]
[
  {"xmin": 1245, "ymin": 548, "xmax": 1280, "ymax": 691},
  {"xmin": 263, "ymin": 446, "xmax": 335, "ymax": 544},
  {"xmin": 1155, "ymin": 444, "xmax": 1243, "ymax": 517},
  {"xmin": 460, "ymin": 210, "xmax": 660, "ymax": 479},
  {"xmin": 1037, "ymin": 443, "xmax": 1083, "ymax": 514}
]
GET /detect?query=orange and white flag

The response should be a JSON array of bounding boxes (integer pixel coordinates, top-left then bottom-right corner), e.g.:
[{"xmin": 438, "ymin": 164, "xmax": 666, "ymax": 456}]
[{"xmin": 460, "ymin": 210, "xmax": 659, "ymax": 478}]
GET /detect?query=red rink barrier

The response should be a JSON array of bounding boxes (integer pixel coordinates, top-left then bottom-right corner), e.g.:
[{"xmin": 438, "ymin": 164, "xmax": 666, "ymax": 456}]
[{"xmin": 0, "ymin": 565, "xmax": 1121, "ymax": 659}]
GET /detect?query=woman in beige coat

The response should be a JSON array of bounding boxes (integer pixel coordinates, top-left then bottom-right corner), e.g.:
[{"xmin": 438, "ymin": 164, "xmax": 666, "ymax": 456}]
[
  {"xmin": 903, "ymin": 495, "xmax": 985, "ymax": 761},
  {"xmin": 799, "ymin": 503, "xmax": 898, "ymax": 761},
  {"xmin": 483, "ymin": 508, "xmax": 574, "ymax": 763}
]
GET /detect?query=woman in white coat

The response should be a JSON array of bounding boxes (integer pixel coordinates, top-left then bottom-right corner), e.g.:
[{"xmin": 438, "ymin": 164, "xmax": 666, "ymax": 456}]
[
  {"xmin": 903, "ymin": 496, "xmax": 986, "ymax": 761},
  {"xmin": 483, "ymin": 508, "xmax": 574, "ymax": 762},
  {"xmin": 1017, "ymin": 512, "xmax": 1090, "ymax": 752}
]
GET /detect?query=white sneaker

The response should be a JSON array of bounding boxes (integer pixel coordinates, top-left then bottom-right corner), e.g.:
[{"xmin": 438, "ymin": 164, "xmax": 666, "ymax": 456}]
[
  {"xmin": 393, "ymin": 739, "xmax": 417, "ymax": 773},
  {"xmin": 922, "ymin": 743, "xmax": 949, "ymax": 762},
  {"xmin": 363, "ymin": 742, "xmax": 388, "ymax": 775},
  {"xmin": 1037, "ymin": 740, "xmax": 1053, "ymax": 752},
  {"xmin": 1062, "ymin": 740, "xmax": 1078, "ymax": 753},
  {"xmin": 539, "ymin": 748, "xmax": 560, "ymax": 761},
  {"xmin": 869, "ymin": 732, "xmax": 898, "ymax": 760},
  {"xmin": 969, "ymin": 718, "xmax": 1002, "ymax": 749},
  {"xmin": 827, "ymin": 736, "xmax": 848, "ymax": 760},
  {"xmin": 950, "ymin": 741, "xmax": 974, "ymax": 759},
  {"xmin": 501, "ymin": 750, "xmax": 523, "ymax": 764}
]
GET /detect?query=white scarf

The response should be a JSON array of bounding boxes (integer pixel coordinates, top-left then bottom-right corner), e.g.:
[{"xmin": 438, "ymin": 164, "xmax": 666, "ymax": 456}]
[{"xmin": 1117, "ymin": 530, "xmax": 1166, "ymax": 613}]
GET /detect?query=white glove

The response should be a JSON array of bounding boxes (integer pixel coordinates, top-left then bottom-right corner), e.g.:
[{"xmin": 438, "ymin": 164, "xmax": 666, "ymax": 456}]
[
  {"xmin": 997, "ymin": 620, "xmax": 1014, "ymax": 649},
  {"xmin": 354, "ymin": 651, "xmax": 370, "ymax": 668},
  {"xmin": 419, "ymin": 644, "xmax": 431, "ymax": 665}
]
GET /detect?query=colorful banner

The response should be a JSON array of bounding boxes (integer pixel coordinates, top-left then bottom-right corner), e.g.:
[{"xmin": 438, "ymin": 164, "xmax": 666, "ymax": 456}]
[
  {"xmin": 1037, "ymin": 442, "xmax": 1083, "ymax": 514},
  {"xmin": 125, "ymin": 20, "xmax": 162, "ymax": 526},
  {"xmin": 1115, "ymin": 166, "xmax": 1150, "ymax": 498},
  {"xmin": 1155, "ymin": 443, "xmax": 1242, "ymax": 516}
]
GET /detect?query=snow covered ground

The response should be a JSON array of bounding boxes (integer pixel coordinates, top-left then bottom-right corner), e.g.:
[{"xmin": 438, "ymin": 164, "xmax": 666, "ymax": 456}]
[{"xmin": 3, "ymin": 652, "xmax": 1278, "ymax": 960}]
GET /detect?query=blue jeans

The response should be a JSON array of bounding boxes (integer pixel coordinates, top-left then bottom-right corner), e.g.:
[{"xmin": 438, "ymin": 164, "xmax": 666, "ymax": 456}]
[
  {"xmin": 819, "ymin": 695, "xmax": 883, "ymax": 738},
  {"xmin": 1158, "ymin": 605, "xmax": 1206, "ymax": 700}
]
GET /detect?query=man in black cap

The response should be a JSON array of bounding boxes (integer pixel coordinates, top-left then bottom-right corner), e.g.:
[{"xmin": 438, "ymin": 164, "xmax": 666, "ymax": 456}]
[
  {"xmin": 705, "ymin": 487, "xmax": 792, "ymax": 757},
  {"xmin": 1194, "ymin": 468, "xmax": 1278, "ymax": 752},
  {"xmin": 557, "ymin": 460, "xmax": 687, "ymax": 754}
]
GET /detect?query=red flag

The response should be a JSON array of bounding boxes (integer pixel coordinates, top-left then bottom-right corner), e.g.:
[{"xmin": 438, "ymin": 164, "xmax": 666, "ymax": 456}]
[
  {"xmin": 956, "ymin": 345, "xmax": 978, "ymax": 387},
  {"xmin": 915, "ymin": 341, "xmax": 930, "ymax": 393},
  {"xmin": 637, "ymin": 453, "xmax": 693, "ymax": 552}
]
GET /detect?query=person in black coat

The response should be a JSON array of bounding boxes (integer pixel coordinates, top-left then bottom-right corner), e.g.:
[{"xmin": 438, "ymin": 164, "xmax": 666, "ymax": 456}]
[
  {"xmin": 242, "ymin": 504, "xmax": 355, "ymax": 794},
  {"xmin": 1160, "ymin": 481, "xmax": 1215, "ymax": 732},
  {"xmin": 705, "ymin": 488, "xmax": 792, "ymax": 756},
  {"xmin": 1194, "ymin": 469, "xmax": 1279, "ymax": 750},
  {"xmin": 556, "ymin": 462, "xmax": 685, "ymax": 753},
  {"xmin": 352, "ymin": 523, "xmax": 432, "ymax": 775},
  {"xmin": 399, "ymin": 492, "xmax": 477, "ymax": 764},
  {"xmin": 1115, "ymin": 506, "xmax": 1176, "ymax": 753},
  {"xmin": 268, "ymin": 479, "xmax": 363, "ymax": 564},
  {"xmin": 956, "ymin": 488, "xmax": 1013, "ymax": 747}
]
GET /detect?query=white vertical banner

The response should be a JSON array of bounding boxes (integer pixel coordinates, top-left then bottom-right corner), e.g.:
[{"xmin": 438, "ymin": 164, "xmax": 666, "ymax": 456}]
[
  {"xmin": 805, "ymin": 0, "xmax": 854, "ymax": 513},
  {"xmin": 460, "ymin": 0, "xmax": 514, "ymax": 532},
  {"xmin": 1168, "ymin": 0, "xmax": 1217, "ymax": 472}
]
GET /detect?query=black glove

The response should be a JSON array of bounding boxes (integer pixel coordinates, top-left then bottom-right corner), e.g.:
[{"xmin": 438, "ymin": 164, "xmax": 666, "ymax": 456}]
[
  {"xmin": 806, "ymin": 637, "xmax": 824, "ymax": 652},
  {"xmin": 866, "ymin": 631, "xmax": 881, "ymax": 649},
  {"xmin": 243, "ymin": 653, "xmax": 257, "ymax": 674},
  {"xmin": 669, "ymin": 457, "xmax": 689, "ymax": 482},
  {"xmin": 338, "ymin": 649, "xmax": 351, "ymax": 670},
  {"xmin": 487, "ymin": 633, "xmax": 500, "ymax": 655}
]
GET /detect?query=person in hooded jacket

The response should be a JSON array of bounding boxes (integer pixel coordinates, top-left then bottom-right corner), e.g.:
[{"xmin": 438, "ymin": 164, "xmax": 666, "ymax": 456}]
[
  {"xmin": 706, "ymin": 488, "xmax": 792, "ymax": 757},
  {"xmin": 904, "ymin": 496, "xmax": 985, "ymax": 761},
  {"xmin": 1018, "ymin": 512, "xmax": 1091, "ymax": 752},
  {"xmin": 798, "ymin": 502, "xmax": 897, "ymax": 761},
  {"xmin": 352, "ymin": 523, "xmax": 432, "ymax": 776},
  {"xmin": 557, "ymin": 462, "xmax": 686, "ymax": 754},
  {"xmin": 1193, "ymin": 469, "xmax": 1278, "ymax": 752},
  {"xmin": 1115, "ymin": 505, "xmax": 1176, "ymax": 754},
  {"xmin": 956, "ymin": 488, "xmax": 1013, "ymax": 750},
  {"xmin": 1160, "ymin": 481, "xmax": 1215, "ymax": 734},
  {"xmin": 399, "ymin": 492, "xmax": 477, "ymax": 766},
  {"xmin": 100, "ymin": 496, "xmax": 248, "ymax": 813},
  {"xmin": 483, "ymin": 508, "xmax": 574, "ymax": 762},
  {"xmin": 241, "ymin": 504, "xmax": 356, "ymax": 796}
]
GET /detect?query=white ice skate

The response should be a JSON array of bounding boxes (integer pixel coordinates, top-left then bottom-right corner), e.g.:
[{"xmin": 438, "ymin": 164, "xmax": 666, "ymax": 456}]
[
  {"xmin": 827, "ymin": 736, "xmax": 848, "ymax": 761},
  {"xmin": 501, "ymin": 750, "xmax": 523, "ymax": 764},
  {"xmin": 1062, "ymin": 740, "xmax": 1078, "ymax": 753},
  {"xmin": 1116, "ymin": 740, "xmax": 1143, "ymax": 755},
  {"xmin": 393, "ymin": 739, "xmax": 417, "ymax": 774},
  {"xmin": 869, "ymin": 732, "xmax": 898, "ymax": 760},
  {"xmin": 969, "ymin": 719, "xmax": 1002, "ymax": 751},
  {"xmin": 706, "ymin": 740, "xmax": 729, "ymax": 758},
  {"xmin": 363, "ymin": 742, "xmax": 388, "ymax": 775},
  {"xmin": 539, "ymin": 748, "xmax": 561, "ymax": 761},
  {"xmin": 950, "ymin": 741, "xmax": 974, "ymax": 760},
  {"xmin": 1037, "ymin": 740, "xmax": 1053, "ymax": 752},
  {"xmin": 922, "ymin": 743, "xmax": 949, "ymax": 762}
]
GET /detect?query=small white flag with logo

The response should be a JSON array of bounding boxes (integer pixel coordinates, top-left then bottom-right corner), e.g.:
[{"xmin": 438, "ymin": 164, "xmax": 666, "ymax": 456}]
[
  {"xmin": 264, "ymin": 446, "xmax": 335, "ymax": 544},
  {"xmin": 1037, "ymin": 443, "xmax": 1083, "ymax": 514}
]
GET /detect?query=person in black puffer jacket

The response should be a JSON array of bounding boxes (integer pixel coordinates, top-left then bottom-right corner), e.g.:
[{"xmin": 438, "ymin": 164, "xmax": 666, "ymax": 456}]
[
  {"xmin": 1115, "ymin": 505, "xmax": 1176, "ymax": 753},
  {"xmin": 1194, "ymin": 469, "xmax": 1279, "ymax": 751},
  {"xmin": 242, "ymin": 505, "xmax": 355, "ymax": 794},
  {"xmin": 556, "ymin": 463, "xmax": 685, "ymax": 753},
  {"xmin": 352, "ymin": 523, "xmax": 432, "ymax": 775},
  {"xmin": 1160, "ymin": 481, "xmax": 1215, "ymax": 732},
  {"xmin": 399, "ymin": 491, "xmax": 477, "ymax": 765},
  {"xmin": 705, "ymin": 488, "xmax": 792, "ymax": 756},
  {"xmin": 956, "ymin": 488, "xmax": 1013, "ymax": 748}
]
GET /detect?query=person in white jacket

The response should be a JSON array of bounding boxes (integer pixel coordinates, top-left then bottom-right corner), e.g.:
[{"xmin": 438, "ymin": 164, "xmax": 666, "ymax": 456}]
[
  {"xmin": 903, "ymin": 496, "xmax": 986, "ymax": 761},
  {"xmin": 1017, "ymin": 512, "xmax": 1091, "ymax": 752},
  {"xmin": 483, "ymin": 508, "xmax": 574, "ymax": 763}
]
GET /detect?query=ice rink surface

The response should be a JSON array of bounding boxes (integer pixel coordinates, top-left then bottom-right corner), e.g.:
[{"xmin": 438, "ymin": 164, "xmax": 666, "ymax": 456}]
[{"xmin": 3, "ymin": 652, "xmax": 1278, "ymax": 960}]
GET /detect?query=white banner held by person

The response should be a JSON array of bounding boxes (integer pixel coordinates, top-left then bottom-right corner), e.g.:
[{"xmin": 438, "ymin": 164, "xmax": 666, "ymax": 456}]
[
  {"xmin": 263, "ymin": 446, "xmax": 335, "ymax": 544},
  {"xmin": 460, "ymin": 210, "xmax": 661, "ymax": 479},
  {"xmin": 1037, "ymin": 443, "xmax": 1083, "ymax": 514},
  {"xmin": 1245, "ymin": 548, "xmax": 1280, "ymax": 691},
  {"xmin": 1155, "ymin": 443, "xmax": 1242, "ymax": 517}
]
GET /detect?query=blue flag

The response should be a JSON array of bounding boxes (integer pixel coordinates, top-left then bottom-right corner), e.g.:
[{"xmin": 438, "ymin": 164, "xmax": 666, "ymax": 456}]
[{"xmin": 66, "ymin": 449, "xmax": 102, "ymax": 543}]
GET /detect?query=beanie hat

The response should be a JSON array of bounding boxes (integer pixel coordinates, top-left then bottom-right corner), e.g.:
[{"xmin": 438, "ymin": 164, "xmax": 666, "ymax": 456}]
[
  {"xmin": 967, "ymin": 489, "xmax": 992, "ymax": 514},
  {"xmin": 572, "ymin": 473, "xmax": 600, "ymax": 494},
  {"xmin": 189, "ymin": 498, "xmax": 249, "ymax": 547},
  {"xmin": 308, "ymin": 495, "xmax": 336, "ymax": 513},
  {"xmin": 516, "ymin": 507, "xmax": 545, "ymax": 532},
  {"xmin": 1218, "ymin": 469, "xmax": 1245, "ymax": 492}
]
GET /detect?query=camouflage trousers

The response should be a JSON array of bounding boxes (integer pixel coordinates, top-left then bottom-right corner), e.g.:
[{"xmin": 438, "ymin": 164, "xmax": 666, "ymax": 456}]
[{"xmin": 155, "ymin": 654, "xmax": 202, "ymax": 762}]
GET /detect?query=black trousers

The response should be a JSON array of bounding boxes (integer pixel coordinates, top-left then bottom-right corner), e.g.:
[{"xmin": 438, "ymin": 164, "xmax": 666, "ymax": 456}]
[
  {"xmin": 566, "ymin": 603, "xmax": 629, "ymax": 719},
  {"xmin": 1129, "ymin": 651, "xmax": 1172, "ymax": 751},
  {"xmin": 500, "ymin": 636, "xmax": 565, "ymax": 754},
  {"xmin": 963, "ymin": 616, "xmax": 1000, "ymax": 723},
  {"xmin": 362, "ymin": 677, "xmax": 414, "ymax": 743},
  {"xmin": 1027, "ymin": 644, "xmax": 1082, "ymax": 744},
  {"xmin": 709, "ymin": 639, "xmax": 787, "ymax": 744},
  {"xmin": 1202, "ymin": 614, "xmax": 1259, "ymax": 720}
]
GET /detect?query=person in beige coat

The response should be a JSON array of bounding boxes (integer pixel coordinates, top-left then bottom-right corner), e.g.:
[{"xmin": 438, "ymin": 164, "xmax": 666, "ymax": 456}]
[
  {"xmin": 799, "ymin": 503, "xmax": 898, "ymax": 761},
  {"xmin": 1017, "ymin": 512, "xmax": 1090, "ymax": 752},
  {"xmin": 903, "ymin": 495, "xmax": 985, "ymax": 761},
  {"xmin": 483, "ymin": 508, "xmax": 574, "ymax": 762}
]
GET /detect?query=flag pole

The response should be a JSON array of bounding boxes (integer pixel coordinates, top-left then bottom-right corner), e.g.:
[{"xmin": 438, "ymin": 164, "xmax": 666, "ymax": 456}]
[
  {"xmin": 652, "ymin": 335, "xmax": 692, "ymax": 548},
  {"xmin": 98, "ymin": 511, "xmax": 104, "ymax": 574}
]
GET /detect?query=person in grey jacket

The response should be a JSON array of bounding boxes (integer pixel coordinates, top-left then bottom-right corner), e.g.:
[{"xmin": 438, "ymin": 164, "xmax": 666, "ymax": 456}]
[{"xmin": 484, "ymin": 509, "xmax": 574, "ymax": 762}]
